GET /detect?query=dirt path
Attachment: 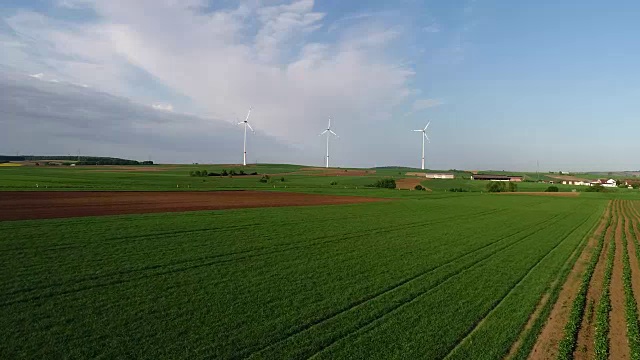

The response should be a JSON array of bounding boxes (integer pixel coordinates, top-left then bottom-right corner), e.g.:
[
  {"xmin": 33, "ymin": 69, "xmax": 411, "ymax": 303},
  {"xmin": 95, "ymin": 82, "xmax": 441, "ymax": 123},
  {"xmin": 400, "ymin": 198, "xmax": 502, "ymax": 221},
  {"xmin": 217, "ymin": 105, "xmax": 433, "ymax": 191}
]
[
  {"xmin": 609, "ymin": 203, "xmax": 630, "ymax": 360},
  {"xmin": 0, "ymin": 191, "xmax": 385, "ymax": 221},
  {"xmin": 528, "ymin": 200, "xmax": 612, "ymax": 359},
  {"xmin": 573, "ymin": 200, "xmax": 617, "ymax": 359}
]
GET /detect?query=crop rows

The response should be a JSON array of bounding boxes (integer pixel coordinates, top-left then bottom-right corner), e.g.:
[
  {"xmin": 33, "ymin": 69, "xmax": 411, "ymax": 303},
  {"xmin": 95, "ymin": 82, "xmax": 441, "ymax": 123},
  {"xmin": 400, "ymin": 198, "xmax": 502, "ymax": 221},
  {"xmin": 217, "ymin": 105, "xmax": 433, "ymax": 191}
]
[
  {"xmin": 530, "ymin": 199, "xmax": 640, "ymax": 360},
  {"xmin": 555, "ymin": 203, "xmax": 612, "ymax": 359}
]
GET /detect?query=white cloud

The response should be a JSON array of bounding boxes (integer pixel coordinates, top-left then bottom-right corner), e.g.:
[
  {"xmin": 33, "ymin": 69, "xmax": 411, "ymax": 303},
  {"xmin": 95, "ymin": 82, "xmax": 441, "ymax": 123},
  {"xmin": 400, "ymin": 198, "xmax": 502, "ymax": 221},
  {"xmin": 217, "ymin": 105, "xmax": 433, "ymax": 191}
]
[
  {"xmin": 29, "ymin": 72, "xmax": 44, "ymax": 79},
  {"xmin": 152, "ymin": 103, "xmax": 173, "ymax": 111},
  {"xmin": 0, "ymin": 0, "xmax": 417, "ymax": 167}
]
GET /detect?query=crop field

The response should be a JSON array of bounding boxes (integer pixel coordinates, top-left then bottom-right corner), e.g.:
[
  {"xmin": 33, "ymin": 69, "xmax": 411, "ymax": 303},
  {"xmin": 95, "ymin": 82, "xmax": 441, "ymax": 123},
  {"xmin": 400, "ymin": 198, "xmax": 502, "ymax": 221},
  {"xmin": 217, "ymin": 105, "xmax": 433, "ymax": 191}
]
[
  {"xmin": 2, "ymin": 165, "xmax": 639, "ymax": 196},
  {"xmin": 1, "ymin": 190, "xmax": 618, "ymax": 359},
  {"xmin": 530, "ymin": 199, "xmax": 640, "ymax": 360}
]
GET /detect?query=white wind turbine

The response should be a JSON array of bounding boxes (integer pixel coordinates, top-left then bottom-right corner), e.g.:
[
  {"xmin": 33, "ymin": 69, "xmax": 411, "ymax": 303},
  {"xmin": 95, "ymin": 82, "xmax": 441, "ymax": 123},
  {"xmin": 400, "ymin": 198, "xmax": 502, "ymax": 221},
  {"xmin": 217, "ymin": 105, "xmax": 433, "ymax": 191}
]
[
  {"xmin": 412, "ymin": 121, "xmax": 430, "ymax": 170},
  {"xmin": 238, "ymin": 107, "xmax": 254, "ymax": 166},
  {"xmin": 320, "ymin": 118, "xmax": 338, "ymax": 168}
]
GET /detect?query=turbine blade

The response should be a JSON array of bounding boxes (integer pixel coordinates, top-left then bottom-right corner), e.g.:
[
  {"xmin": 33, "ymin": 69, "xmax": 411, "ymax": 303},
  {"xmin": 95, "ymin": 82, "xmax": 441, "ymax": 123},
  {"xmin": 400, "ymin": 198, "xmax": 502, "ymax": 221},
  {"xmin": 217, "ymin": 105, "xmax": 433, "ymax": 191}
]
[
  {"xmin": 237, "ymin": 122, "xmax": 244, "ymax": 125},
  {"xmin": 328, "ymin": 118, "xmax": 331, "ymax": 129},
  {"xmin": 320, "ymin": 130, "xmax": 328, "ymax": 135},
  {"xmin": 329, "ymin": 130, "xmax": 338, "ymax": 136},
  {"xmin": 424, "ymin": 133, "xmax": 430, "ymax": 142},
  {"xmin": 412, "ymin": 129, "xmax": 422, "ymax": 132},
  {"xmin": 246, "ymin": 123, "xmax": 254, "ymax": 132},
  {"xmin": 244, "ymin": 107, "xmax": 252, "ymax": 122},
  {"xmin": 424, "ymin": 121, "xmax": 430, "ymax": 131}
]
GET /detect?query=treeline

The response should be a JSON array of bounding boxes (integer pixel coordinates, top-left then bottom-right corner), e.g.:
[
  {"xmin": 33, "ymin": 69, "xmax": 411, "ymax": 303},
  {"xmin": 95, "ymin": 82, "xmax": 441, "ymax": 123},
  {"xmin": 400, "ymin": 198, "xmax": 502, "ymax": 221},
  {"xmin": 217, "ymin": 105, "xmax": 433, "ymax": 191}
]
[
  {"xmin": 0, "ymin": 155, "xmax": 152, "ymax": 165},
  {"xmin": 189, "ymin": 169, "xmax": 258, "ymax": 177}
]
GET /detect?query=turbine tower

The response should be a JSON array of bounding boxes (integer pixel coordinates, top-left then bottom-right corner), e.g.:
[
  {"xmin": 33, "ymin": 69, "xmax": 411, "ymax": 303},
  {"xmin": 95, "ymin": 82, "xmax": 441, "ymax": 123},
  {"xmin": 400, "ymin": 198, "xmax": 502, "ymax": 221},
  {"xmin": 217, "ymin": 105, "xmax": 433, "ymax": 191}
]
[
  {"xmin": 238, "ymin": 108, "xmax": 254, "ymax": 166},
  {"xmin": 320, "ymin": 118, "xmax": 338, "ymax": 168},
  {"xmin": 412, "ymin": 122, "xmax": 430, "ymax": 170}
]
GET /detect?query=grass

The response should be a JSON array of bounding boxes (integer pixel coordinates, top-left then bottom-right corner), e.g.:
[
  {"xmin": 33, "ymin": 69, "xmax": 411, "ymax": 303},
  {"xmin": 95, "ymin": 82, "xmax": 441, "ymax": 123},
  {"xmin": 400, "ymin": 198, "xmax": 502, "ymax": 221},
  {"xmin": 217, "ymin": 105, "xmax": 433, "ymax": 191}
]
[{"xmin": 0, "ymin": 194, "xmax": 606, "ymax": 359}]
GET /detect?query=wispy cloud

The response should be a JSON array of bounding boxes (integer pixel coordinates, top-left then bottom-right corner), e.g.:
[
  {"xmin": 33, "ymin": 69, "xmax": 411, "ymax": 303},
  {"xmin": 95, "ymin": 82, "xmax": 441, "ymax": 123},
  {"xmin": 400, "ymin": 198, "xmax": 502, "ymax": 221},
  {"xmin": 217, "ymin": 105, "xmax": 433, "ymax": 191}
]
[
  {"xmin": 0, "ymin": 0, "xmax": 415, "ymax": 148},
  {"xmin": 412, "ymin": 98, "xmax": 443, "ymax": 111}
]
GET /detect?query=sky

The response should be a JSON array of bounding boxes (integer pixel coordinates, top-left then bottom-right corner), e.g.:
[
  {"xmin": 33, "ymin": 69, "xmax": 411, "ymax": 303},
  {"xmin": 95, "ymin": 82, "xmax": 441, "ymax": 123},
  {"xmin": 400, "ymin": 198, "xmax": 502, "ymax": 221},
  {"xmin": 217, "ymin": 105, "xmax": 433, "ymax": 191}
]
[{"xmin": 1, "ymin": 0, "xmax": 639, "ymax": 171}]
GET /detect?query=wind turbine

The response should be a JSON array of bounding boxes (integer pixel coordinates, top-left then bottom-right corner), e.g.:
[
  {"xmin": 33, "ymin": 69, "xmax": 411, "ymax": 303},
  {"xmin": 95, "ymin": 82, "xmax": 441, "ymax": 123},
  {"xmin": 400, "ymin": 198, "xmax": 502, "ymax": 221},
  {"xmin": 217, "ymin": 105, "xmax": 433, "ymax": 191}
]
[
  {"xmin": 412, "ymin": 121, "xmax": 430, "ymax": 170},
  {"xmin": 320, "ymin": 118, "xmax": 338, "ymax": 168},
  {"xmin": 238, "ymin": 108, "xmax": 254, "ymax": 166}
]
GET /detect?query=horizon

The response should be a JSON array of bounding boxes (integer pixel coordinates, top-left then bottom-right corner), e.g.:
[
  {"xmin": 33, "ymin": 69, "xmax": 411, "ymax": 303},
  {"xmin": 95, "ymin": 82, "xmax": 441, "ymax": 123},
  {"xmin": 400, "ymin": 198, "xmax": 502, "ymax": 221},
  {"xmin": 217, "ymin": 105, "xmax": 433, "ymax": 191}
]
[
  {"xmin": 2, "ymin": 154, "xmax": 639, "ymax": 175},
  {"xmin": 2, "ymin": 1, "xmax": 640, "ymax": 171}
]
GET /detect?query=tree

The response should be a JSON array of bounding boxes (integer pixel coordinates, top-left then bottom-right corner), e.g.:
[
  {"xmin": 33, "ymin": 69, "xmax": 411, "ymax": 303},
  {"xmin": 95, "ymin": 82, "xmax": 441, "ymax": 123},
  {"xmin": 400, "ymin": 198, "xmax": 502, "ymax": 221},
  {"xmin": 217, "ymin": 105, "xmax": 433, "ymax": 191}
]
[
  {"xmin": 486, "ymin": 181, "xmax": 507, "ymax": 193},
  {"xmin": 370, "ymin": 178, "xmax": 396, "ymax": 189},
  {"xmin": 545, "ymin": 186, "xmax": 559, "ymax": 192},
  {"xmin": 508, "ymin": 182, "xmax": 518, "ymax": 192}
]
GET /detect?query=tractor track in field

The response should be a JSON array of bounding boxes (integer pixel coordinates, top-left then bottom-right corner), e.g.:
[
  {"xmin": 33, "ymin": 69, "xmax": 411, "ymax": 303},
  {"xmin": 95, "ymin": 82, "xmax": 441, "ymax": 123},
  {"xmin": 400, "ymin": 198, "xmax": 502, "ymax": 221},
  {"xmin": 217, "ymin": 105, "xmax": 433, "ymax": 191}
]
[
  {"xmin": 306, "ymin": 214, "xmax": 590, "ymax": 360},
  {"xmin": 2, "ymin": 208, "xmax": 509, "ymax": 302},
  {"xmin": 505, "ymin": 201, "xmax": 611, "ymax": 359},
  {"xmin": 441, "ymin": 212, "xmax": 595, "ymax": 359},
  {"xmin": 238, "ymin": 213, "xmax": 569, "ymax": 359},
  {"xmin": 243, "ymin": 213, "xmax": 577, "ymax": 360}
]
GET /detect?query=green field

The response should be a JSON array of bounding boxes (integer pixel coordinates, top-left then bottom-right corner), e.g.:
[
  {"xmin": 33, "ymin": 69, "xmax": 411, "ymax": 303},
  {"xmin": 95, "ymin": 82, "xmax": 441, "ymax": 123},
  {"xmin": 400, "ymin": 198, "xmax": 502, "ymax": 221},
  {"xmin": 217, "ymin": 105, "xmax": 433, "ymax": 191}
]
[
  {"xmin": 1, "ymin": 164, "xmax": 638, "ymax": 196},
  {"xmin": 3, "ymin": 163, "xmax": 640, "ymax": 358},
  {"xmin": 1, "ymin": 192, "xmax": 607, "ymax": 359}
]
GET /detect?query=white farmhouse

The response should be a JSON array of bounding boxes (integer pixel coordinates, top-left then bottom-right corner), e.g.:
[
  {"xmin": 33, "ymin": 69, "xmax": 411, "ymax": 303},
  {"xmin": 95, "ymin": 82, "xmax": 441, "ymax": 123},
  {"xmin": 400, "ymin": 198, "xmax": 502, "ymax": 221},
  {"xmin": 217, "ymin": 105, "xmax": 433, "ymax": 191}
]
[{"xmin": 589, "ymin": 179, "xmax": 617, "ymax": 188}]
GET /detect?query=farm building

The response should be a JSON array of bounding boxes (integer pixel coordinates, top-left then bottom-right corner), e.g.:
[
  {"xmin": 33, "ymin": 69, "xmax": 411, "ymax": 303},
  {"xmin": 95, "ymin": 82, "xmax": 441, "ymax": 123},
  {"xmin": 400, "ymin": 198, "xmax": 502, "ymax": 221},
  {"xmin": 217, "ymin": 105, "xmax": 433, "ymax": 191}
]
[
  {"xmin": 405, "ymin": 172, "xmax": 455, "ymax": 179},
  {"xmin": 471, "ymin": 174, "xmax": 523, "ymax": 182},
  {"xmin": 425, "ymin": 173, "xmax": 455, "ymax": 179},
  {"xmin": 561, "ymin": 180, "xmax": 589, "ymax": 186},
  {"xmin": 589, "ymin": 179, "xmax": 617, "ymax": 188}
]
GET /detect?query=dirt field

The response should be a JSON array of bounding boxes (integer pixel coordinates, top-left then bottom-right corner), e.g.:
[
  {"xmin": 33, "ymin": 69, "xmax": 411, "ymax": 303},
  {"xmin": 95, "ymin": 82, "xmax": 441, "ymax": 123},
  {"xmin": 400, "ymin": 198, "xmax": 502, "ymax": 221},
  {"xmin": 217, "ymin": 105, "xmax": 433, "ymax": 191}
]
[
  {"xmin": 395, "ymin": 178, "xmax": 431, "ymax": 190},
  {"xmin": 0, "ymin": 191, "xmax": 384, "ymax": 221}
]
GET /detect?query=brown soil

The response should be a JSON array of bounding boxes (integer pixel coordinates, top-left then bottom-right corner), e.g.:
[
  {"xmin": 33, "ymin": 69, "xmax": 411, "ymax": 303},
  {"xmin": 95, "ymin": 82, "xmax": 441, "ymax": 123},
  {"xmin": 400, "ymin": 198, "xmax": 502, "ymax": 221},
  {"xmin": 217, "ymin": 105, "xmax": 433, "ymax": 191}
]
[
  {"xmin": 498, "ymin": 192, "xmax": 580, "ymax": 197},
  {"xmin": 395, "ymin": 178, "xmax": 431, "ymax": 190},
  {"xmin": 573, "ymin": 200, "xmax": 617, "ymax": 359},
  {"xmin": 609, "ymin": 203, "xmax": 630, "ymax": 360},
  {"xmin": 528, "ymin": 200, "xmax": 612, "ymax": 360},
  {"xmin": 0, "ymin": 191, "xmax": 384, "ymax": 221}
]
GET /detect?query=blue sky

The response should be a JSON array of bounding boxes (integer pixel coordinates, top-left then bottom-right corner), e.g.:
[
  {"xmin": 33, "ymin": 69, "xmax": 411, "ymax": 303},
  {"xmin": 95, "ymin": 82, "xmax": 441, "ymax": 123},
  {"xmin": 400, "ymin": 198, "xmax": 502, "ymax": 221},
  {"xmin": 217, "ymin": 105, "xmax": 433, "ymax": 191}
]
[{"xmin": 1, "ymin": 0, "xmax": 639, "ymax": 171}]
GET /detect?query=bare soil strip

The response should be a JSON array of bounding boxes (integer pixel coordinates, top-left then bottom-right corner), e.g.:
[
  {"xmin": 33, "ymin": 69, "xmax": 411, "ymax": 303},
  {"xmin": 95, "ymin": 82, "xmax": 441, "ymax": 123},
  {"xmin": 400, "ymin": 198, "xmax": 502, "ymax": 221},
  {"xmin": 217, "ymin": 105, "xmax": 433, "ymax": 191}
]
[
  {"xmin": 573, "ymin": 200, "xmax": 617, "ymax": 359},
  {"xmin": 0, "ymin": 191, "xmax": 384, "ymax": 221},
  {"xmin": 528, "ymin": 200, "xmax": 612, "ymax": 360},
  {"xmin": 609, "ymin": 203, "xmax": 630, "ymax": 360}
]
